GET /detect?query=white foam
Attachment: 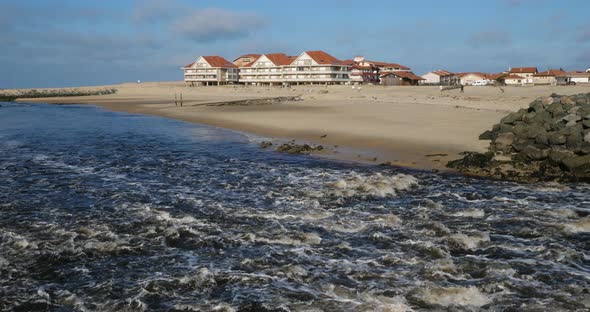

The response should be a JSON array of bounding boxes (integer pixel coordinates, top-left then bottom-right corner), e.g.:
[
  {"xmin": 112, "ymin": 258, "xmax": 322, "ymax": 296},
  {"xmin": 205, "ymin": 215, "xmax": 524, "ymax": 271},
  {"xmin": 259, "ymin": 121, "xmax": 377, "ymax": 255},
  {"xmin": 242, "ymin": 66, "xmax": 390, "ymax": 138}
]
[
  {"xmin": 562, "ymin": 217, "xmax": 590, "ymax": 234},
  {"xmin": 447, "ymin": 232, "xmax": 490, "ymax": 250},
  {"xmin": 419, "ymin": 286, "xmax": 491, "ymax": 307},
  {"xmin": 322, "ymin": 173, "xmax": 418, "ymax": 198},
  {"xmin": 451, "ymin": 208, "xmax": 485, "ymax": 218}
]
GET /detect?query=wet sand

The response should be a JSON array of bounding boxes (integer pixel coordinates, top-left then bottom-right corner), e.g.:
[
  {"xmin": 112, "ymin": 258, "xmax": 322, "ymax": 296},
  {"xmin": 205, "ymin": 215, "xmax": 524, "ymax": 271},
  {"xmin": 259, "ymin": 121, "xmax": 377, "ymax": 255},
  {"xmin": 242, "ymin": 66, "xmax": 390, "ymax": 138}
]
[{"xmin": 15, "ymin": 81, "xmax": 590, "ymax": 170}]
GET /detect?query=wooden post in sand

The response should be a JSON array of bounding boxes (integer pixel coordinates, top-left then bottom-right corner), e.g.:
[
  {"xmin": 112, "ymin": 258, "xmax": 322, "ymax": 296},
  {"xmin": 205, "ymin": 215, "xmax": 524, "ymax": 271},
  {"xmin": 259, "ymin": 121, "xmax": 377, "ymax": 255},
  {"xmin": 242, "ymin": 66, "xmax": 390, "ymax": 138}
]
[
  {"xmin": 174, "ymin": 93, "xmax": 177, "ymax": 106},
  {"xmin": 180, "ymin": 93, "xmax": 183, "ymax": 107}
]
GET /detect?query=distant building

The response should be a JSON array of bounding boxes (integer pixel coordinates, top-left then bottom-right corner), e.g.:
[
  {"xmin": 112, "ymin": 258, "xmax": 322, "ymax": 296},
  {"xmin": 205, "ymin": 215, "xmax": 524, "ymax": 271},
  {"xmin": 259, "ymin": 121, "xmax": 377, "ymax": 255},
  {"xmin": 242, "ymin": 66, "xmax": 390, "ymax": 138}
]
[
  {"xmin": 421, "ymin": 70, "xmax": 454, "ymax": 85},
  {"xmin": 233, "ymin": 54, "xmax": 261, "ymax": 67},
  {"xmin": 239, "ymin": 53, "xmax": 294, "ymax": 86},
  {"xmin": 380, "ymin": 71, "xmax": 425, "ymax": 86},
  {"xmin": 282, "ymin": 50, "xmax": 351, "ymax": 85},
  {"xmin": 182, "ymin": 56, "xmax": 239, "ymax": 86},
  {"xmin": 503, "ymin": 74, "xmax": 527, "ymax": 86},
  {"xmin": 508, "ymin": 67, "xmax": 537, "ymax": 84},
  {"xmin": 533, "ymin": 69, "xmax": 567, "ymax": 85},
  {"xmin": 570, "ymin": 71, "xmax": 590, "ymax": 84},
  {"xmin": 346, "ymin": 56, "xmax": 411, "ymax": 84},
  {"xmin": 455, "ymin": 72, "xmax": 489, "ymax": 86}
]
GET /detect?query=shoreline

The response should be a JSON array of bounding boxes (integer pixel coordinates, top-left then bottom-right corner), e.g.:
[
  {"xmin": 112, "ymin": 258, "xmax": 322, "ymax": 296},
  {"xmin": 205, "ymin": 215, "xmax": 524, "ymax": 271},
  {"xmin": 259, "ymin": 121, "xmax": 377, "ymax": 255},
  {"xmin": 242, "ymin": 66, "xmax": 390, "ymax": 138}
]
[{"xmin": 12, "ymin": 81, "xmax": 590, "ymax": 173}]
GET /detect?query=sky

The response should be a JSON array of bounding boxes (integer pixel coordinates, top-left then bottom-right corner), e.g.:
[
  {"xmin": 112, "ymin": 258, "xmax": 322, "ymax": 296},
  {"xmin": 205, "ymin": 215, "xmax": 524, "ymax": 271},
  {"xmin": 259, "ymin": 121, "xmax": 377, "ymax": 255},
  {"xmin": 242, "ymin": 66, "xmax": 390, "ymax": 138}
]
[{"xmin": 1, "ymin": 0, "xmax": 589, "ymax": 88}]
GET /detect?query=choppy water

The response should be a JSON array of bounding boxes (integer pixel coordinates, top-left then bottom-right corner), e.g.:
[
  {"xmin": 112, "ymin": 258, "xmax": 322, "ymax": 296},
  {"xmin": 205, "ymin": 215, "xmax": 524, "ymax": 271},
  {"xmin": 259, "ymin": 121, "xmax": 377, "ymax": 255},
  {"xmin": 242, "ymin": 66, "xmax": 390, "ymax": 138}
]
[{"xmin": 0, "ymin": 102, "xmax": 589, "ymax": 311}]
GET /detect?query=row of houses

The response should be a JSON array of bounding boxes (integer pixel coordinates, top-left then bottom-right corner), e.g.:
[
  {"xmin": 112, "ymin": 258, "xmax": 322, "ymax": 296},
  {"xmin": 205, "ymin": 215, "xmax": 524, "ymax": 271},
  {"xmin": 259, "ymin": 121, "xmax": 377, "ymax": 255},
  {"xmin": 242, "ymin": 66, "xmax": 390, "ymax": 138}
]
[
  {"xmin": 182, "ymin": 51, "xmax": 425, "ymax": 86},
  {"xmin": 421, "ymin": 67, "xmax": 590, "ymax": 86}
]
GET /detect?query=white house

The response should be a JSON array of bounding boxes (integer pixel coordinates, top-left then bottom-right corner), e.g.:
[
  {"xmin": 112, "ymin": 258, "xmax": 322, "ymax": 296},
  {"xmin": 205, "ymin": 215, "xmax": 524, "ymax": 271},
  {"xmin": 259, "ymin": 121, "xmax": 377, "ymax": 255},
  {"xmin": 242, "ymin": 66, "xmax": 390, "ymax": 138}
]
[
  {"xmin": 421, "ymin": 70, "xmax": 453, "ymax": 85},
  {"xmin": 456, "ymin": 72, "xmax": 489, "ymax": 85},
  {"xmin": 182, "ymin": 56, "xmax": 238, "ymax": 86},
  {"xmin": 239, "ymin": 53, "xmax": 294, "ymax": 86},
  {"xmin": 503, "ymin": 74, "xmax": 526, "ymax": 86},
  {"xmin": 282, "ymin": 51, "xmax": 350, "ymax": 85},
  {"xmin": 570, "ymin": 71, "xmax": 590, "ymax": 84}
]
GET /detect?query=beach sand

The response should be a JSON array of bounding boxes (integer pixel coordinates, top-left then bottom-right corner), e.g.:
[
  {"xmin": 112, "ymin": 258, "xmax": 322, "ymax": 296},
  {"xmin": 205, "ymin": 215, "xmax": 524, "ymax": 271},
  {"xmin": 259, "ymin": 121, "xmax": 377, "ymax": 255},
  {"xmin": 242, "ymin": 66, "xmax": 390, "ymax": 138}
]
[{"xmin": 14, "ymin": 82, "xmax": 590, "ymax": 170}]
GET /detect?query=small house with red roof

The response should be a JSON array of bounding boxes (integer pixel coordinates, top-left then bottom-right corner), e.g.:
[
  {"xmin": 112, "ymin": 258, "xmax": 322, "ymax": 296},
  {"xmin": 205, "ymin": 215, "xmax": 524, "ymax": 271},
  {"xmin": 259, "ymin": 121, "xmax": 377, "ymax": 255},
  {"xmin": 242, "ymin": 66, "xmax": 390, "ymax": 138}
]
[
  {"xmin": 347, "ymin": 56, "xmax": 411, "ymax": 84},
  {"xmin": 454, "ymin": 72, "xmax": 490, "ymax": 86},
  {"xmin": 379, "ymin": 71, "xmax": 425, "ymax": 86},
  {"xmin": 421, "ymin": 70, "xmax": 454, "ymax": 85},
  {"xmin": 508, "ymin": 67, "xmax": 537, "ymax": 84},
  {"xmin": 282, "ymin": 50, "xmax": 351, "ymax": 85},
  {"xmin": 503, "ymin": 74, "xmax": 527, "ymax": 86},
  {"xmin": 182, "ymin": 56, "xmax": 238, "ymax": 86},
  {"xmin": 533, "ymin": 69, "xmax": 568, "ymax": 85},
  {"xmin": 239, "ymin": 53, "xmax": 295, "ymax": 86},
  {"xmin": 570, "ymin": 71, "xmax": 590, "ymax": 84}
]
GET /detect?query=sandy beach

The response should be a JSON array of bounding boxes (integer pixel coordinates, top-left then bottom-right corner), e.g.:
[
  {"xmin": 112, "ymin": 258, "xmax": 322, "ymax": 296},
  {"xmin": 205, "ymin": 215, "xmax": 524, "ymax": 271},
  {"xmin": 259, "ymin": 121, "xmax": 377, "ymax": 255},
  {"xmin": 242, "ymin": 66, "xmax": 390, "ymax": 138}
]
[{"xmin": 13, "ymin": 82, "xmax": 590, "ymax": 170}]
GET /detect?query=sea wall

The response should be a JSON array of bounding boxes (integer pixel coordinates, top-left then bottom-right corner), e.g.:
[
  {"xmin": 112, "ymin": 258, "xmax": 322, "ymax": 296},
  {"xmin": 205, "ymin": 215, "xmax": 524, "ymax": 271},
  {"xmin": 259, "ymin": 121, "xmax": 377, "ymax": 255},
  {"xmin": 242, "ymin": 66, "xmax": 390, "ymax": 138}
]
[{"xmin": 448, "ymin": 93, "xmax": 590, "ymax": 182}]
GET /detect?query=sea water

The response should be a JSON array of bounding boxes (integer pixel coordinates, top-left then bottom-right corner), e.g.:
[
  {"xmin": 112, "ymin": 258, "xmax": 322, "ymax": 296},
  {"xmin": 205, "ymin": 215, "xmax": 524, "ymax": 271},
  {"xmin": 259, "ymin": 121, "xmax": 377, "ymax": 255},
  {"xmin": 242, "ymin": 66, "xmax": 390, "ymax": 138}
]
[{"xmin": 0, "ymin": 102, "xmax": 588, "ymax": 311}]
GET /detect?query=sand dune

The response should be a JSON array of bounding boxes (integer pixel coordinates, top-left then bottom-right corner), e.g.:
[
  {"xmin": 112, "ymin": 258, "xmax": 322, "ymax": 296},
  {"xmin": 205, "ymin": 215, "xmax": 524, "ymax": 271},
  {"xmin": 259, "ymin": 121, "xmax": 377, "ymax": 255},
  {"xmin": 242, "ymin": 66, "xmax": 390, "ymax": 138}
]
[{"xmin": 15, "ymin": 81, "xmax": 590, "ymax": 170}]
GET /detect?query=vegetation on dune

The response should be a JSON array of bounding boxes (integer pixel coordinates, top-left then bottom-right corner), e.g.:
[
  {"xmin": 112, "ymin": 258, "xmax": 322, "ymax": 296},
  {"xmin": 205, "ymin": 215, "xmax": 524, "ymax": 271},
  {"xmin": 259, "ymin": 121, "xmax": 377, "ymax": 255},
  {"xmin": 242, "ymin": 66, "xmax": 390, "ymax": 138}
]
[{"xmin": 0, "ymin": 88, "xmax": 117, "ymax": 102}]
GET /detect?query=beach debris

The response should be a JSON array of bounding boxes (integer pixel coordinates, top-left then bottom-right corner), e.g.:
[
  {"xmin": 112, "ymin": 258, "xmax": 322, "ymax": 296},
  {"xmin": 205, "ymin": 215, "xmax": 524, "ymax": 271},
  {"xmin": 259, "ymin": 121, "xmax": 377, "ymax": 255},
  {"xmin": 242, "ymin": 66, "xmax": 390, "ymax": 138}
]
[
  {"xmin": 448, "ymin": 92, "xmax": 590, "ymax": 182},
  {"xmin": 199, "ymin": 96, "xmax": 302, "ymax": 107},
  {"xmin": 275, "ymin": 143, "xmax": 324, "ymax": 154},
  {"xmin": 425, "ymin": 153, "xmax": 448, "ymax": 157},
  {"xmin": 320, "ymin": 134, "xmax": 327, "ymax": 138}
]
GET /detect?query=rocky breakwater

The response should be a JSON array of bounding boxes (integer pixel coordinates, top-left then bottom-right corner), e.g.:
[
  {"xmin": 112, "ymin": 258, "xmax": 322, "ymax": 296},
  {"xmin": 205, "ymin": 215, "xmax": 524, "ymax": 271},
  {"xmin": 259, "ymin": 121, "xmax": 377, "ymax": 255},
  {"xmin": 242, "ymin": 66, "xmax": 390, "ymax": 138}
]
[{"xmin": 448, "ymin": 93, "xmax": 590, "ymax": 182}]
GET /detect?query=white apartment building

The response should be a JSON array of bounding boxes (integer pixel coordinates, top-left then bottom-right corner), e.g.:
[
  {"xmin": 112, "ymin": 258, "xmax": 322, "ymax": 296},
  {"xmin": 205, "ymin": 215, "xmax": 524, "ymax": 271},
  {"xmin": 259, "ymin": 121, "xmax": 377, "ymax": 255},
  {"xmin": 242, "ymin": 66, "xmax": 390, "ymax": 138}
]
[
  {"xmin": 182, "ymin": 56, "xmax": 239, "ymax": 86},
  {"xmin": 239, "ymin": 53, "xmax": 294, "ymax": 86},
  {"xmin": 282, "ymin": 51, "xmax": 351, "ymax": 85}
]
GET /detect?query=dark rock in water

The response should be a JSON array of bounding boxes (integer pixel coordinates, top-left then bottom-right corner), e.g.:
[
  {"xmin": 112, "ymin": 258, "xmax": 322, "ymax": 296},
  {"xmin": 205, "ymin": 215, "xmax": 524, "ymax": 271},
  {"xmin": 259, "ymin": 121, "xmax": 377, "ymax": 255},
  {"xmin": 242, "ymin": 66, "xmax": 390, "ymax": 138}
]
[
  {"xmin": 276, "ymin": 143, "xmax": 324, "ymax": 154},
  {"xmin": 479, "ymin": 130, "xmax": 496, "ymax": 140},
  {"xmin": 448, "ymin": 92, "xmax": 590, "ymax": 182},
  {"xmin": 447, "ymin": 152, "xmax": 494, "ymax": 170},
  {"xmin": 260, "ymin": 141, "xmax": 273, "ymax": 149}
]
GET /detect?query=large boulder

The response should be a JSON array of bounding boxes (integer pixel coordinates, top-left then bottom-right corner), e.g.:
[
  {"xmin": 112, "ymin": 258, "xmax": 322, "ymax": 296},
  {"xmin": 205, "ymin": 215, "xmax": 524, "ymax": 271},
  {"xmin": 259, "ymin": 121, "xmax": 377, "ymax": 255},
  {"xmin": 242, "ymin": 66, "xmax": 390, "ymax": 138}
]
[
  {"xmin": 562, "ymin": 155, "xmax": 590, "ymax": 176},
  {"xmin": 493, "ymin": 133, "xmax": 515, "ymax": 153}
]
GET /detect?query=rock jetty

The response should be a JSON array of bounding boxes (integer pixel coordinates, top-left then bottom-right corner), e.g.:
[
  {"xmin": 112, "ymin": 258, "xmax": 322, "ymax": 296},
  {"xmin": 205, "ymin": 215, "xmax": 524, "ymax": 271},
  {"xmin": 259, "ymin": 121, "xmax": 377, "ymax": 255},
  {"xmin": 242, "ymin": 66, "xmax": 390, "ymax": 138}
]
[{"xmin": 448, "ymin": 93, "xmax": 590, "ymax": 182}]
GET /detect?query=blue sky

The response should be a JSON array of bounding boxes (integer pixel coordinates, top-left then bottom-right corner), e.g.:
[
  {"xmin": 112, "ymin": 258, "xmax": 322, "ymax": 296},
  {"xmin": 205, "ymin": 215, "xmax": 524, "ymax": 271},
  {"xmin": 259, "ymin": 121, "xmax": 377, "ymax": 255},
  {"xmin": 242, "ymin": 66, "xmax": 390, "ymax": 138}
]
[{"xmin": 1, "ymin": 0, "xmax": 589, "ymax": 88}]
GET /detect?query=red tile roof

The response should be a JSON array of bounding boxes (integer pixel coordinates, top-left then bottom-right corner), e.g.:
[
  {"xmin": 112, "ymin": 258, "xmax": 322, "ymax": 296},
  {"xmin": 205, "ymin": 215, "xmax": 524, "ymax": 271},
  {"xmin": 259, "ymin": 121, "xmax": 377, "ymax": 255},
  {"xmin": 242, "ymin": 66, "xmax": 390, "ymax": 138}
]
[
  {"xmin": 504, "ymin": 74, "xmax": 526, "ymax": 80},
  {"xmin": 534, "ymin": 69, "xmax": 567, "ymax": 77},
  {"xmin": 454, "ymin": 72, "xmax": 488, "ymax": 79},
  {"xmin": 370, "ymin": 61, "xmax": 410, "ymax": 70},
  {"xmin": 432, "ymin": 70, "xmax": 453, "ymax": 76},
  {"xmin": 305, "ymin": 50, "xmax": 342, "ymax": 65},
  {"xmin": 340, "ymin": 59, "xmax": 355, "ymax": 66},
  {"xmin": 202, "ymin": 56, "xmax": 237, "ymax": 68},
  {"xmin": 380, "ymin": 71, "xmax": 425, "ymax": 80},
  {"xmin": 233, "ymin": 54, "xmax": 261, "ymax": 62},
  {"xmin": 265, "ymin": 53, "xmax": 294, "ymax": 66},
  {"xmin": 510, "ymin": 67, "xmax": 538, "ymax": 74},
  {"xmin": 183, "ymin": 61, "xmax": 195, "ymax": 68}
]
